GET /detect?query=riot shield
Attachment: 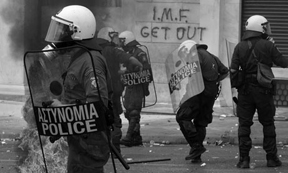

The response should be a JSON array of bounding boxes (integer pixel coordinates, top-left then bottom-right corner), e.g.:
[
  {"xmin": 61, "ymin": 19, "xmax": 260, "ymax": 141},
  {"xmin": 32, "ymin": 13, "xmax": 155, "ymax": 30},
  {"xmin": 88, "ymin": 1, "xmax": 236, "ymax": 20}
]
[
  {"xmin": 165, "ymin": 42, "xmax": 204, "ymax": 113},
  {"xmin": 24, "ymin": 46, "xmax": 107, "ymax": 134},
  {"xmin": 24, "ymin": 45, "xmax": 129, "ymax": 172},
  {"xmin": 120, "ymin": 45, "xmax": 157, "ymax": 108}
]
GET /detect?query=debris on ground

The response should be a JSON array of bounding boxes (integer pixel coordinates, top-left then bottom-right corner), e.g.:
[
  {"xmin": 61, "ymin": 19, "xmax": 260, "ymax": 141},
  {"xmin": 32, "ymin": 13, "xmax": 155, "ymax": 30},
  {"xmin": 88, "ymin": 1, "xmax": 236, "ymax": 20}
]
[{"xmin": 17, "ymin": 97, "xmax": 68, "ymax": 173}]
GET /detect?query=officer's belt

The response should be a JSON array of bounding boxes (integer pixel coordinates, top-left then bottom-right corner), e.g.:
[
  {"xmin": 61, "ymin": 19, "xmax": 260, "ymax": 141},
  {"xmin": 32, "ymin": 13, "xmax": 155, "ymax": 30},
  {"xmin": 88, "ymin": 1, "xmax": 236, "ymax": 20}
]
[{"xmin": 245, "ymin": 74, "xmax": 258, "ymax": 84}]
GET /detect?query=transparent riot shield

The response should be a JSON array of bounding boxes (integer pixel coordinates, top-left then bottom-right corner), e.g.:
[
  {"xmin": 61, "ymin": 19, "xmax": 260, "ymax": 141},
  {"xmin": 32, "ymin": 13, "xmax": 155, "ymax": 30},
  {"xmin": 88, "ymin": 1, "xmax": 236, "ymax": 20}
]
[
  {"xmin": 120, "ymin": 45, "xmax": 157, "ymax": 109},
  {"xmin": 24, "ymin": 45, "xmax": 129, "ymax": 173},
  {"xmin": 165, "ymin": 42, "xmax": 204, "ymax": 113}
]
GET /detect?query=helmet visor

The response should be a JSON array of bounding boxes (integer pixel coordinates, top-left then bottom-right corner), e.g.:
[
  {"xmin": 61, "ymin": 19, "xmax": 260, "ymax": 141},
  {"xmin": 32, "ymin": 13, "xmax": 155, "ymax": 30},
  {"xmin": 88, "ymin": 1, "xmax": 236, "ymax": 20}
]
[{"xmin": 45, "ymin": 17, "xmax": 74, "ymax": 43}]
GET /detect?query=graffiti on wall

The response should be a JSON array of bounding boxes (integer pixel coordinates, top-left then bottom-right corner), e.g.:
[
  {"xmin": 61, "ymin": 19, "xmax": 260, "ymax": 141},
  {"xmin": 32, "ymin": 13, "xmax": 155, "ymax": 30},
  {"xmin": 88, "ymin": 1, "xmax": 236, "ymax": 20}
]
[{"xmin": 135, "ymin": 2, "xmax": 205, "ymax": 43}]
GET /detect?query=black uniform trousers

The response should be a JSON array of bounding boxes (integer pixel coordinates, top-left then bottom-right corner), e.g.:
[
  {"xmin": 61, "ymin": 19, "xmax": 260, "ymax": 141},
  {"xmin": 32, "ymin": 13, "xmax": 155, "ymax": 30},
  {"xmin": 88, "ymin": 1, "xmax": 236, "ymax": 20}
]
[
  {"xmin": 176, "ymin": 92, "xmax": 215, "ymax": 148},
  {"xmin": 237, "ymin": 84, "xmax": 277, "ymax": 159}
]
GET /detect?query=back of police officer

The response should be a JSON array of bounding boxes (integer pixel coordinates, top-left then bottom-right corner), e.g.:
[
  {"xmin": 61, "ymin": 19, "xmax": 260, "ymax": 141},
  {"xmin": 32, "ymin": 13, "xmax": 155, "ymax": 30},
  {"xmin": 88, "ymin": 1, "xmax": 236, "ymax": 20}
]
[
  {"xmin": 45, "ymin": 5, "xmax": 111, "ymax": 173},
  {"xmin": 176, "ymin": 40, "xmax": 228, "ymax": 163},
  {"xmin": 97, "ymin": 27, "xmax": 143, "ymax": 154},
  {"xmin": 230, "ymin": 15, "xmax": 288, "ymax": 169},
  {"xmin": 118, "ymin": 31, "xmax": 151, "ymax": 147}
]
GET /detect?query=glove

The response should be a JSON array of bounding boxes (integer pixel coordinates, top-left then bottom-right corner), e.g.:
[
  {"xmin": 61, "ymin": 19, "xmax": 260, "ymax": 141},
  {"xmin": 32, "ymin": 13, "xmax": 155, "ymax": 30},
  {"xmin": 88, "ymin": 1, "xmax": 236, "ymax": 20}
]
[
  {"xmin": 144, "ymin": 84, "xmax": 150, "ymax": 96},
  {"xmin": 50, "ymin": 99, "xmax": 63, "ymax": 107},
  {"xmin": 42, "ymin": 101, "xmax": 54, "ymax": 107},
  {"xmin": 128, "ymin": 56, "xmax": 143, "ymax": 72},
  {"xmin": 266, "ymin": 36, "xmax": 275, "ymax": 43},
  {"xmin": 144, "ymin": 89, "xmax": 150, "ymax": 96},
  {"xmin": 49, "ymin": 136, "xmax": 61, "ymax": 143}
]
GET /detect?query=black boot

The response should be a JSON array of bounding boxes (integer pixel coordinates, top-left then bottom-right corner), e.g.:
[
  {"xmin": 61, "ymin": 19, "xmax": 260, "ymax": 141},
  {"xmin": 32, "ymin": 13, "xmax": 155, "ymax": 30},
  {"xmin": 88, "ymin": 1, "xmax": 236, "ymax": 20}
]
[
  {"xmin": 120, "ymin": 120, "xmax": 136, "ymax": 147},
  {"xmin": 191, "ymin": 155, "xmax": 202, "ymax": 163},
  {"xmin": 185, "ymin": 143, "xmax": 206, "ymax": 160},
  {"xmin": 237, "ymin": 156, "xmax": 250, "ymax": 168},
  {"xmin": 266, "ymin": 154, "xmax": 282, "ymax": 167},
  {"xmin": 132, "ymin": 123, "xmax": 143, "ymax": 146},
  {"xmin": 132, "ymin": 131, "xmax": 143, "ymax": 146},
  {"xmin": 185, "ymin": 147, "xmax": 195, "ymax": 160}
]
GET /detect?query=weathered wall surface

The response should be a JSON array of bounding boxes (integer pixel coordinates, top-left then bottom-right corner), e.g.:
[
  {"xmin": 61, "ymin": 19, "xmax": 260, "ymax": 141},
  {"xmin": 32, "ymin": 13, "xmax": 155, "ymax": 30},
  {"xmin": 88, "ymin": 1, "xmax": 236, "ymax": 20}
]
[
  {"xmin": 101, "ymin": 0, "xmax": 204, "ymax": 104},
  {"xmin": 218, "ymin": 0, "xmax": 241, "ymax": 107}
]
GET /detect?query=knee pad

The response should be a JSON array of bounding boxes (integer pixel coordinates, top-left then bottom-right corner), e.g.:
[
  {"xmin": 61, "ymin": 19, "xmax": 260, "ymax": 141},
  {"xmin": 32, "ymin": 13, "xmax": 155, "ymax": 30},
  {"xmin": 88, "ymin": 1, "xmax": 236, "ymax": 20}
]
[
  {"xmin": 129, "ymin": 110, "xmax": 140, "ymax": 117},
  {"xmin": 126, "ymin": 110, "xmax": 140, "ymax": 121}
]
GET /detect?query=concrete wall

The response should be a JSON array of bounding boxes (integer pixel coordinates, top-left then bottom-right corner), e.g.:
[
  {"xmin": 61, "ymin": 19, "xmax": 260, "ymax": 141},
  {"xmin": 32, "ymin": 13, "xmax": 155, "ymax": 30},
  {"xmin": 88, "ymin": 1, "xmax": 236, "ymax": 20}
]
[
  {"xmin": 218, "ymin": 0, "xmax": 241, "ymax": 107},
  {"xmin": 99, "ymin": 0, "xmax": 202, "ymax": 104},
  {"xmin": 0, "ymin": 0, "xmax": 244, "ymax": 107},
  {"xmin": 102, "ymin": 0, "xmax": 228, "ymax": 105}
]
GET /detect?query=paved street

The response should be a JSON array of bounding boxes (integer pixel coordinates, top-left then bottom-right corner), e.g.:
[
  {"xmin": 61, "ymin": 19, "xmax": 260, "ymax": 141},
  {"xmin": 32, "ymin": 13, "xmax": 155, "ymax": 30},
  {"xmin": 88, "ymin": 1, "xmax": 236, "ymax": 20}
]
[
  {"xmin": 0, "ymin": 100, "xmax": 288, "ymax": 172},
  {"xmin": 105, "ymin": 144, "xmax": 288, "ymax": 173},
  {"xmin": 0, "ymin": 139, "xmax": 24, "ymax": 173},
  {"xmin": 1, "ymin": 140, "xmax": 287, "ymax": 173}
]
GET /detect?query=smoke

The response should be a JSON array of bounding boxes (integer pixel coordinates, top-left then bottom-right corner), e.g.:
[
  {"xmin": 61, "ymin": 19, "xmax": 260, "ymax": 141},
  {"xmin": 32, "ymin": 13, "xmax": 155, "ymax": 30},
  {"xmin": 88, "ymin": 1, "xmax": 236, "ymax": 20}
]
[{"xmin": 0, "ymin": 0, "xmax": 25, "ymax": 60}]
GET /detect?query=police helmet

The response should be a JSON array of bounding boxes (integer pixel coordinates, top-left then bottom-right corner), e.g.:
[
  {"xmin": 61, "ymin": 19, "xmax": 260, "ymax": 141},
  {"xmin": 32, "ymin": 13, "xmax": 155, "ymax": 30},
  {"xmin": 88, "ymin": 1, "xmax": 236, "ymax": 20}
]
[
  {"xmin": 45, "ymin": 5, "xmax": 96, "ymax": 43},
  {"xmin": 119, "ymin": 31, "xmax": 136, "ymax": 46},
  {"xmin": 245, "ymin": 15, "xmax": 271, "ymax": 35},
  {"xmin": 97, "ymin": 27, "xmax": 119, "ymax": 42}
]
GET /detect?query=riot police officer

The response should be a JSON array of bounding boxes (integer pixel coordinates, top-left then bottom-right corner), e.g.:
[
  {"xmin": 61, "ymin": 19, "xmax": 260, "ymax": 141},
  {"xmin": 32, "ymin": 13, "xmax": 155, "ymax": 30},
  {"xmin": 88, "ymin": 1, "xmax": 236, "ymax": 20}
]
[
  {"xmin": 118, "ymin": 31, "xmax": 151, "ymax": 147},
  {"xmin": 45, "ymin": 5, "xmax": 142, "ymax": 173},
  {"xmin": 97, "ymin": 27, "xmax": 143, "ymax": 154},
  {"xmin": 45, "ymin": 5, "xmax": 110, "ymax": 173},
  {"xmin": 230, "ymin": 15, "xmax": 288, "ymax": 168},
  {"xmin": 176, "ymin": 40, "xmax": 228, "ymax": 163}
]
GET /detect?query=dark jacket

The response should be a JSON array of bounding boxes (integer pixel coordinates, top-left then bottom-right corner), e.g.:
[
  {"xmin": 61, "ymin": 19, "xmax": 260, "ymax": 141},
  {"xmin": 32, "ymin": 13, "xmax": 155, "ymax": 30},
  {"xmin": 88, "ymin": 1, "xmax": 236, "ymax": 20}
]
[
  {"xmin": 123, "ymin": 40, "xmax": 151, "ymax": 110},
  {"xmin": 231, "ymin": 31, "xmax": 288, "ymax": 76},
  {"xmin": 61, "ymin": 41, "xmax": 110, "ymax": 172},
  {"xmin": 98, "ymin": 39, "xmax": 131, "ymax": 97},
  {"xmin": 197, "ymin": 47, "xmax": 229, "ymax": 97}
]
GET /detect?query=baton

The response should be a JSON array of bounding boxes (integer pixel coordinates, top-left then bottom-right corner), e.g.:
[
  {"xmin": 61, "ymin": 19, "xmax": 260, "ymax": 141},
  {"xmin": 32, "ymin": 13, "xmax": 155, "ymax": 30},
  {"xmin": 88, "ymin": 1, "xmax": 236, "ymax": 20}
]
[
  {"xmin": 109, "ymin": 141, "xmax": 130, "ymax": 170},
  {"xmin": 127, "ymin": 158, "xmax": 171, "ymax": 164}
]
